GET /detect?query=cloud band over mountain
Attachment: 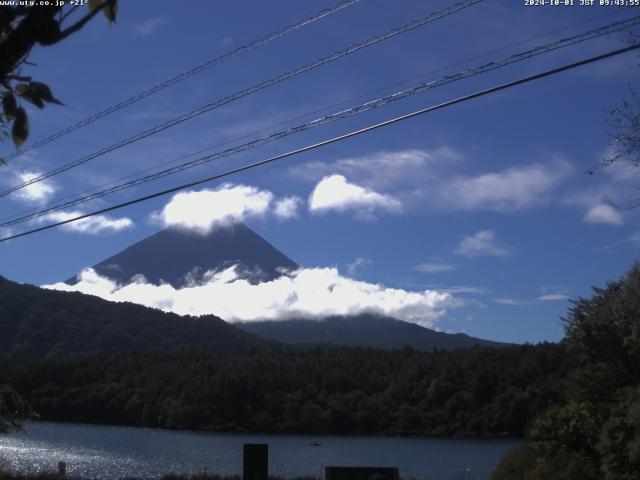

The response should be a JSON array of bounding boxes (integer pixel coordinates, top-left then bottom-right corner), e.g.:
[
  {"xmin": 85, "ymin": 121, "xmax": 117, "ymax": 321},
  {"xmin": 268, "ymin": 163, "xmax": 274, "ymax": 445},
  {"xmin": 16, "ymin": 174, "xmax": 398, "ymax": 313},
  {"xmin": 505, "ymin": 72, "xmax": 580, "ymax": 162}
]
[{"xmin": 45, "ymin": 266, "xmax": 460, "ymax": 328}]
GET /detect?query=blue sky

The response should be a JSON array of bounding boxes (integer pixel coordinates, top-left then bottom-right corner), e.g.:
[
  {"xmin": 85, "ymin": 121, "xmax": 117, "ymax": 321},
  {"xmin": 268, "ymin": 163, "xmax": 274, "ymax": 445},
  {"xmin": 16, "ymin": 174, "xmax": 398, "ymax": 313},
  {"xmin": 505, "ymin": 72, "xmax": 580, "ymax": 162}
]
[{"xmin": 1, "ymin": 0, "xmax": 639, "ymax": 343}]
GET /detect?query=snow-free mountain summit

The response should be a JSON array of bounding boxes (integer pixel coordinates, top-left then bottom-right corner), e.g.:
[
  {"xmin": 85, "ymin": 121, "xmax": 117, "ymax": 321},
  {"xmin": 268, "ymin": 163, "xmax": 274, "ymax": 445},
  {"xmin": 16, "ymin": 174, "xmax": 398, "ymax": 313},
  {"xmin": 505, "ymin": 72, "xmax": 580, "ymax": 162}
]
[
  {"xmin": 68, "ymin": 223, "xmax": 298, "ymax": 287},
  {"xmin": 67, "ymin": 223, "xmax": 506, "ymax": 350}
]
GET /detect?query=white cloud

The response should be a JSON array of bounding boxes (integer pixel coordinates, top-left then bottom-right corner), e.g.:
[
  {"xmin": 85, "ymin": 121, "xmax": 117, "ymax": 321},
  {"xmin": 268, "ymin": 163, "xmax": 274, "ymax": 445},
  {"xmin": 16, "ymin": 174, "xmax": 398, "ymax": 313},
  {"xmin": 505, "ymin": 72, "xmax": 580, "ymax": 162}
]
[
  {"xmin": 134, "ymin": 17, "xmax": 169, "ymax": 36},
  {"xmin": 347, "ymin": 257, "xmax": 371, "ymax": 276},
  {"xmin": 274, "ymin": 196, "xmax": 302, "ymax": 220},
  {"xmin": 414, "ymin": 262, "xmax": 455, "ymax": 273},
  {"xmin": 419, "ymin": 284, "xmax": 488, "ymax": 295},
  {"xmin": 41, "ymin": 211, "xmax": 133, "ymax": 234},
  {"xmin": 217, "ymin": 36, "xmax": 234, "ymax": 48},
  {"xmin": 154, "ymin": 184, "xmax": 273, "ymax": 234},
  {"xmin": 290, "ymin": 148, "xmax": 460, "ymax": 190},
  {"xmin": 308, "ymin": 175, "xmax": 401, "ymax": 218},
  {"xmin": 10, "ymin": 171, "xmax": 56, "ymax": 205},
  {"xmin": 494, "ymin": 298, "xmax": 528, "ymax": 306},
  {"xmin": 538, "ymin": 294, "xmax": 569, "ymax": 301},
  {"xmin": 584, "ymin": 203, "xmax": 624, "ymax": 226},
  {"xmin": 439, "ymin": 162, "xmax": 570, "ymax": 212},
  {"xmin": 438, "ymin": 285, "xmax": 487, "ymax": 295},
  {"xmin": 565, "ymin": 157, "xmax": 640, "ymax": 225},
  {"xmin": 292, "ymin": 149, "xmax": 569, "ymax": 215},
  {"xmin": 46, "ymin": 266, "xmax": 461, "ymax": 328},
  {"xmin": 455, "ymin": 230, "xmax": 512, "ymax": 258},
  {"xmin": 537, "ymin": 285, "xmax": 570, "ymax": 301},
  {"xmin": 0, "ymin": 226, "xmax": 16, "ymax": 241}
]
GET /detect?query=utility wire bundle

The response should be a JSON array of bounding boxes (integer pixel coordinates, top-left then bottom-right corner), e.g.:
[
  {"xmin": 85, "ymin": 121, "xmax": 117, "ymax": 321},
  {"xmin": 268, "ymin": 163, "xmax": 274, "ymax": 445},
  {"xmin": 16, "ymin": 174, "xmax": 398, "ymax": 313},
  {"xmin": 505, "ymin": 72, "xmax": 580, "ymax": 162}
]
[
  {"xmin": 1, "ymin": 0, "xmax": 638, "ymax": 242},
  {"xmin": 2, "ymin": 0, "xmax": 362, "ymax": 162},
  {"xmin": 2, "ymin": 13, "xmax": 638, "ymax": 229},
  {"xmin": 0, "ymin": 0, "xmax": 483, "ymax": 198}
]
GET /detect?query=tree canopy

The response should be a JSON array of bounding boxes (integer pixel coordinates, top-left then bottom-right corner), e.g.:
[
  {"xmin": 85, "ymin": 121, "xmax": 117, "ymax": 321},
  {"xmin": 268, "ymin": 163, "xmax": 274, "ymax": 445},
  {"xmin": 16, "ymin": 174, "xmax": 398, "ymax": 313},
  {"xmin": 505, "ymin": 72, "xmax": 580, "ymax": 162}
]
[
  {"xmin": 0, "ymin": 1, "xmax": 118, "ymax": 433},
  {"xmin": 0, "ymin": 384, "xmax": 33, "ymax": 434},
  {"xmin": 493, "ymin": 263, "xmax": 640, "ymax": 480},
  {"xmin": 0, "ymin": 0, "xmax": 117, "ymax": 156},
  {"xmin": 601, "ymin": 84, "xmax": 640, "ymax": 173}
]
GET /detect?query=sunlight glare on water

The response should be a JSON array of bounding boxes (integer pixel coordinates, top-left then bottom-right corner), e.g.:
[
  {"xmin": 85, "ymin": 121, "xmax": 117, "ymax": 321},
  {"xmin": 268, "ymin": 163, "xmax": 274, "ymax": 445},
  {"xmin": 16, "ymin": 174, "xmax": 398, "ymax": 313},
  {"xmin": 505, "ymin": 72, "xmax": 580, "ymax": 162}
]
[{"xmin": 0, "ymin": 422, "xmax": 520, "ymax": 480}]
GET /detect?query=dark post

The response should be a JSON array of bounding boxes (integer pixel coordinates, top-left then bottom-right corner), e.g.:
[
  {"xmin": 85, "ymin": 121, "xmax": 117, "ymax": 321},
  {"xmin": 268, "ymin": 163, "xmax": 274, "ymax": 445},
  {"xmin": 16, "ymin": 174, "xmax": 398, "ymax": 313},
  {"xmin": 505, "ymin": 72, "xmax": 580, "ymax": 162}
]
[
  {"xmin": 58, "ymin": 462, "xmax": 66, "ymax": 479},
  {"xmin": 243, "ymin": 443, "xmax": 268, "ymax": 480}
]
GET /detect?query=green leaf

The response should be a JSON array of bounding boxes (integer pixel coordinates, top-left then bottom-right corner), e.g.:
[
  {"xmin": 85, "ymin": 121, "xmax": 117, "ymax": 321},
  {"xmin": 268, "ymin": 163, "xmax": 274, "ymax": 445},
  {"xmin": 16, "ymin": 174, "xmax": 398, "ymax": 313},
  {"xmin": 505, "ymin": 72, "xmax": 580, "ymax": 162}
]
[
  {"xmin": 0, "ymin": 24, "xmax": 13, "ymax": 43},
  {"xmin": 2, "ymin": 92, "xmax": 18, "ymax": 119},
  {"xmin": 11, "ymin": 107, "xmax": 28, "ymax": 149},
  {"xmin": 29, "ymin": 82, "xmax": 63, "ymax": 105},
  {"xmin": 103, "ymin": 0, "xmax": 117, "ymax": 24},
  {"xmin": 88, "ymin": 0, "xmax": 102, "ymax": 13},
  {"xmin": 16, "ymin": 83, "xmax": 44, "ymax": 109},
  {"xmin": 19, "ymin": 93, "xmax": 44, "ymax": 109}
]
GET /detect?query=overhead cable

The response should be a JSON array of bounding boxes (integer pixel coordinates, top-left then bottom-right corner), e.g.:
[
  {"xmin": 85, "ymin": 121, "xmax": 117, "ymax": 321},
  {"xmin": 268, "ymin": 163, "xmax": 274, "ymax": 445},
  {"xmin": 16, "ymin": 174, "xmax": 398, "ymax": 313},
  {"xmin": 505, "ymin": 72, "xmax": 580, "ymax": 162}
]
[
  {"xmin": 1, "ymin": 0, "xmax": 362, "ymax": 162},
  {"xmin": 1, "ymin": 42, "xmax": 638, "ymax": 243},
  {"xmin": 4, "ymin": 5, "xmax": 625, "ymax": 226},
  {"xmin": 3, "ymin": 14, "xmax": 638, "ymax": 228},
  {"xmin": 0, "ymin": 0, "xmax": 483, "ymax": 198}
]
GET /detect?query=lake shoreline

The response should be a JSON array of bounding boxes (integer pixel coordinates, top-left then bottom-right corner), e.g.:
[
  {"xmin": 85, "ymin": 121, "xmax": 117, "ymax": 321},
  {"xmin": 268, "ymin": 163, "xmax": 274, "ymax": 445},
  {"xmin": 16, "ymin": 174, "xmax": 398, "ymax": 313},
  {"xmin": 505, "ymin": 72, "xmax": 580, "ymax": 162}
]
[
  {"xmin": 0, "ymin": 472, "xmax": 318, "ymax": 480},
  {"xmin": 1, "ymin": 421, "xmax": 519, "ymax": 480},
  {"xmin": 19, "ymin": 419, "xmax": 523, "ymax": 442}
]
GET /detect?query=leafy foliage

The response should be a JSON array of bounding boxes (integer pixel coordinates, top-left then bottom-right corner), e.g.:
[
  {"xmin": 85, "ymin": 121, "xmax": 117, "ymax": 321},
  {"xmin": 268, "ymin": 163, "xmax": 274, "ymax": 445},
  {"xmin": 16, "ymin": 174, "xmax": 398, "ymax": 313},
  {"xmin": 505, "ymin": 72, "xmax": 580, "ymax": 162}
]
[
  {"xmin": 492, "ymin": 263, "xmax": 640, "ymax": 479},
  {"xmin": 0, "ymin": 276, "xmax": 275, "ymax": 360},
  {"xmin": 0, "ymin": 273, "xmax": 568, "ymax": 438},
  {"xmin": 0, "ymin": 384, "xmax": 33, "ymax": 433},
  {"xmin": 0, "ymin": 343, "xmax": 566, "ymax": 437},
  {"xmin": 3, "ymin": 262, "xmax": 639, "ymax": 479},
  {"xmin": 0, "ymin": 1, "xmax": 117, "ymax": 157},
  {"xmin": 602, "ymin": 85, "xmax": 640, "ymax": 171}
]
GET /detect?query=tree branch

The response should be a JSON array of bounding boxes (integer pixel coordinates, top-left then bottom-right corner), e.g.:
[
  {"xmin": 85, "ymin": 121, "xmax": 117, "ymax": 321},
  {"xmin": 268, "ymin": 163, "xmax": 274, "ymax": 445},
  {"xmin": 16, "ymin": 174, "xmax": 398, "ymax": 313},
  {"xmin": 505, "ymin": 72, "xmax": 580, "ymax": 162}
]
[
  {"xmin": 0, "ymin": 7, "xmax": 62, "ymax": 79},
  {"xmin": 57, "ymin": 0, "xmax": 110, "ymax": 41},
  {"xmin": 59, "ymin": 5, "xmax": 81, "ymax": 23},
  {"xmin": 6, "ymin": 74, "xmax": 31, "ymax": 82}
]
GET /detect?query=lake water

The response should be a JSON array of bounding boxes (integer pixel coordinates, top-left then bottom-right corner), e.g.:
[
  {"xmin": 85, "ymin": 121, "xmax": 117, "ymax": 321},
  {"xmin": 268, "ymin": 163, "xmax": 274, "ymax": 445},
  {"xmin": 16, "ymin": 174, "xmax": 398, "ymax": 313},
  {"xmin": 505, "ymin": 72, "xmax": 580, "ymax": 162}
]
[{"xmin": 0, "ymin": 422, "xmax": 519, "ymax": 480}]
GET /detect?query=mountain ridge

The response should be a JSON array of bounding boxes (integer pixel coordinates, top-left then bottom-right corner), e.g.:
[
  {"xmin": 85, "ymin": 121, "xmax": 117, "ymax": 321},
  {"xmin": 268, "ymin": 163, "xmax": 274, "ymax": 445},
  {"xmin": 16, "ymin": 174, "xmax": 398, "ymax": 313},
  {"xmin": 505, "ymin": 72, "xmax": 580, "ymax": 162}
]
[
  {"xmin": 57, "ymin": 223, "xmax": 509, "ymax": 352},
  {"xmin": 0, "ymin": 275, "xmax": 275, "ymax": 360},
  {"xmin": 67, "ymin": 224, "xmax": 298, "ymax": 287},
  {"xmin": 237, "ymin": 314, "xmax": 509, "ymax": 350}
]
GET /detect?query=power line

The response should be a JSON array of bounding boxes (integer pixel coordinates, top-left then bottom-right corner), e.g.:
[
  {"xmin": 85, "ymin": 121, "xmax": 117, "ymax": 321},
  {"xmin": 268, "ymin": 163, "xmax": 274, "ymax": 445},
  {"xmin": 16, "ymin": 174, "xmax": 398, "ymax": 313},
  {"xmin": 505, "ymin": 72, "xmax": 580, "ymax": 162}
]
[
  {"xmin": 0, "ymin": 0, "xmax": 483, "ymax": 199},
  {"xmin": 4, "ymin": 14, "xmax": 637, "ymax": 226},
  {"xmin": 4, "ymin": 7, "xmax": 630, "ymax": 228},
  {"xmin": 2, "ymin": 42, "xmax": 638, "ymax": 243},
  {"xmin": 1, "ymin": 0, "xmax": 362, "ymax": 163},
  {"xmin": 2, "ymin": 5, "xmax": 627, "ymax": 226},
  {"xmin": 3, "ymin": 14, "xmax": 639, "ymax": 228}
]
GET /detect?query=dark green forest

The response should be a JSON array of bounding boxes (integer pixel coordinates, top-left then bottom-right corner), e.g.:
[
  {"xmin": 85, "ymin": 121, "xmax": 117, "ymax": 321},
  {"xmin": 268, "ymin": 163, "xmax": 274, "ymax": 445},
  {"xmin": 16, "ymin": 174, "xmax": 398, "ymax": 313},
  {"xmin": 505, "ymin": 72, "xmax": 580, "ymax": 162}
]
[
  {"xmin": 0, "ymin": 276, "xmax": 274, "ymax": 359},
  {"xmin": 492, "ymin": 264, "xmax": 640, "ymax": 480},
  {"xmin": 0, "ymin": 343, "xmax": 564, "ymax": 437},
  {"xmin": 1, "ymin": 265, "xmax": 639, "ymax": 479}
]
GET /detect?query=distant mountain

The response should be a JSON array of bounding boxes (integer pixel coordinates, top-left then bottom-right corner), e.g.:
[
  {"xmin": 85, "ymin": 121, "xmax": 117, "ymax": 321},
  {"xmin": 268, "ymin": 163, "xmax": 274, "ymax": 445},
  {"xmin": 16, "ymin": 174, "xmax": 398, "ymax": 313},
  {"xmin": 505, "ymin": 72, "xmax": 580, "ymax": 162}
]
[
  {"xmin": 59, "ymin": 223, "xmax": 508, "ymax": 352},
  {"xmin": 0, "ymin": 276, "xmax": 274, "ymax": 360},
  {"xmin": 238, "ymin": 315, "xmax": 509, "ymax": 350},
  {"xmin": 67, "ymin": 223, "xmax": 298, "ymax": 287}
]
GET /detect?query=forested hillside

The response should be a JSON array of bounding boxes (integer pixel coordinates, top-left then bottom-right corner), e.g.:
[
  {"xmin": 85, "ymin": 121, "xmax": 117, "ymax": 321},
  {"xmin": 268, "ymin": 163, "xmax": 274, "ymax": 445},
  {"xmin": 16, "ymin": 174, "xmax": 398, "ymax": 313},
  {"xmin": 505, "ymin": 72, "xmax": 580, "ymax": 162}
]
[
  {"xmin": 0, "ymin": 343, "xmax": 565, "ymax": 437},
  {"xmin": 493, "ymin": 264, "xmax": 640, "ymax": 480},
  {"xmin": 3, "ymin": 261, "xmax": 639, "ymax": 479},
  {"xmin": 238, "ymin": 315, "xmax": 508, "ymax": 350},
  {"xmin": 0, "ymin": 276, "xmax": 274, "ymax": 359}
]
